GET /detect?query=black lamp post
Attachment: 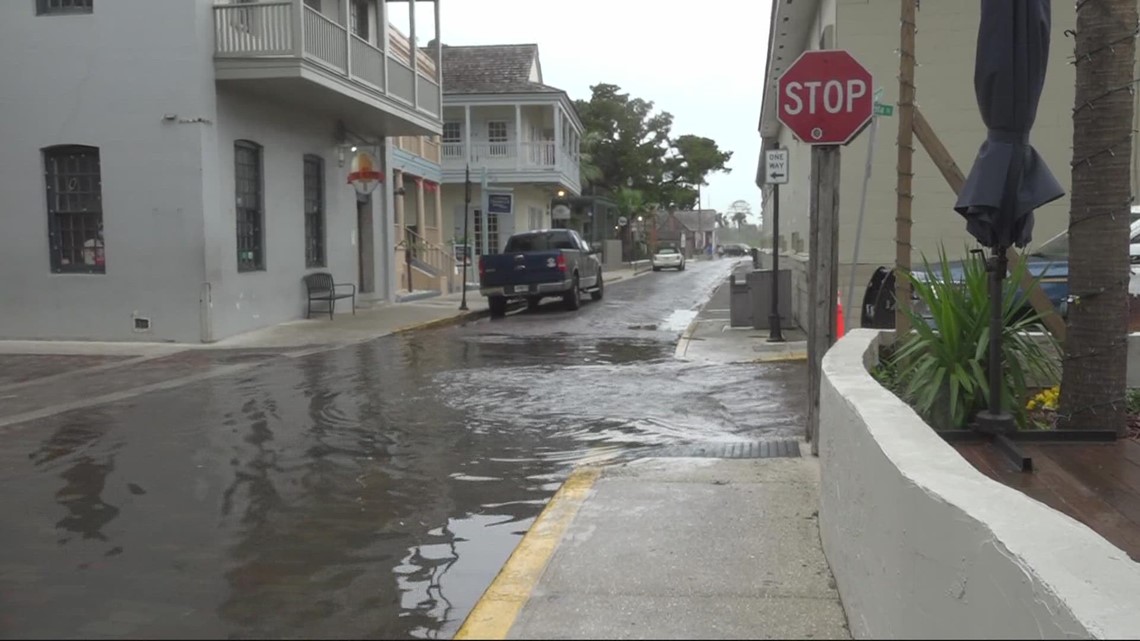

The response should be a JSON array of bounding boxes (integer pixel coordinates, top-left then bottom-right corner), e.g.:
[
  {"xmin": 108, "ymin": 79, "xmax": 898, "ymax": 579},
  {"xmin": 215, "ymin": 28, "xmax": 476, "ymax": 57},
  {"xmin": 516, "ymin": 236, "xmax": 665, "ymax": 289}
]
[{"xmin": 459, "ymin": 165, "xmax": 471, "ymax": 311}]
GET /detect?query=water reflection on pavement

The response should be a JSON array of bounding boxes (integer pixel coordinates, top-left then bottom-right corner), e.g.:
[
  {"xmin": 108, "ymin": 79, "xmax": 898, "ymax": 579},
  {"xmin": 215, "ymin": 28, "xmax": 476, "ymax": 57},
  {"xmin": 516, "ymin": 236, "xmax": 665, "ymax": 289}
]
[{"xmin": 0, "ymin": 259, "xmax": 806, "ymax": 639}]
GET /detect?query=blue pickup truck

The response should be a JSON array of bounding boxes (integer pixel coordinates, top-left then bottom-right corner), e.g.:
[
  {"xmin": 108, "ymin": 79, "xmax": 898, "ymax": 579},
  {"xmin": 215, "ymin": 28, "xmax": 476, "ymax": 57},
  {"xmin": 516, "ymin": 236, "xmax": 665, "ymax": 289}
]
[{"xmin": 479, "ymin": 229, "xmax": 604, "ymax": 318}]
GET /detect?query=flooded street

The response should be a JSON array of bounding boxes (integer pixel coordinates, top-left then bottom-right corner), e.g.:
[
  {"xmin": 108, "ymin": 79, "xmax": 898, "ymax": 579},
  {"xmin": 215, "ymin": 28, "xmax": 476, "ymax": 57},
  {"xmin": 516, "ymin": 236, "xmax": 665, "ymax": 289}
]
[{"xmin": 0, "ymin": 260, "xmax": 806, "ymax": 639}]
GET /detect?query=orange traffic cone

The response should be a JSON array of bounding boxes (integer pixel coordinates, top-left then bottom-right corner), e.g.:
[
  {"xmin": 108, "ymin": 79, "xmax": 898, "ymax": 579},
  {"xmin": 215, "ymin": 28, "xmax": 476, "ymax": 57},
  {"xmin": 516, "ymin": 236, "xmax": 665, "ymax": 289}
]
[{"xmin": 835, "ymin": 290, "xmax": 845, "ymax": 340}]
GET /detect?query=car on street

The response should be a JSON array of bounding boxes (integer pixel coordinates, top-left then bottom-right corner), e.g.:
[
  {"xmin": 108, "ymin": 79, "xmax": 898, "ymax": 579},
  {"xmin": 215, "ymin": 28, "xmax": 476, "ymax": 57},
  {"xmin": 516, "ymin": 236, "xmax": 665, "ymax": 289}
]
[
  {"xmin": 651, "ymin": 246, "xmax": 685, "ymax": 271},
  {"xmin": 861, "ymin": 218, "xmax": 1140, "ymax": 327},
  {"xmin": 718, "ymin": 243, "xmax": 752, "ymax": 257},
  {"xmin": 478, "ymin": 229, "xmax": 604, "ymax": 318}
]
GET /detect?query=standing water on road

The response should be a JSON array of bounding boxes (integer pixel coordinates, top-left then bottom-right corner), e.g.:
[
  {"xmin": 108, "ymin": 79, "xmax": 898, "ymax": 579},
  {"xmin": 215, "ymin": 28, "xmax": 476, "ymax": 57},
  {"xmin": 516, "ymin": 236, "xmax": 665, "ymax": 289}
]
[{"xmin": 0, "ymin": 260, "xmax": 806, "ymax": 639}]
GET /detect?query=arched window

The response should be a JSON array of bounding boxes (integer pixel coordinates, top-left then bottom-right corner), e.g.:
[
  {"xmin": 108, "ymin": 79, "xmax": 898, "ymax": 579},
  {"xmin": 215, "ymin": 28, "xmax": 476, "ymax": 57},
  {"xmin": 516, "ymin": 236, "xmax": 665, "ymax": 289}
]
[{"xmin": 43, "ymin": 145, "xmax": 104, "ymax": 273}]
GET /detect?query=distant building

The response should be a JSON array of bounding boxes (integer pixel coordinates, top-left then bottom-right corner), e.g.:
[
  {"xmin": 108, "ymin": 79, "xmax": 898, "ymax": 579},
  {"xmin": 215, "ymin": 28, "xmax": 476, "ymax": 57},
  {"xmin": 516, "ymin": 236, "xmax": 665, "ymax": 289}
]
[
  {"xmin": 0, "ymin": 0, "xmax": 443, "ymax": 342},
  {"xmin": 437, "ymin": 43, "xmax": 584, "ymax": 256},
  {"xmin": 655, "ymin": 210, "xmax": 720, "ymax": 258}
]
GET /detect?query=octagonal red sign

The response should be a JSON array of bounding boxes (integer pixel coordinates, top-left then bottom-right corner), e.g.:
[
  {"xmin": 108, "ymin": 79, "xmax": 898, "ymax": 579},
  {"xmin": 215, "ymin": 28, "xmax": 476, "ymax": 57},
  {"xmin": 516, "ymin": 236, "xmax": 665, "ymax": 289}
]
[{"xmin": 777, "ymin": 50, "xmax": 874, "ymax": 146}]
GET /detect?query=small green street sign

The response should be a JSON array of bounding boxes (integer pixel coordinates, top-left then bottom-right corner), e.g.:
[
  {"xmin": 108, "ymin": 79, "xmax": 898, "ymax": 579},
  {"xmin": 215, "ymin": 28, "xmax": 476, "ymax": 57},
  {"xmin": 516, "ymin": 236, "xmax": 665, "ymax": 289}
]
[{"xmin": 874, "ymin": 103, "xmax": 894, "ymax": 117}]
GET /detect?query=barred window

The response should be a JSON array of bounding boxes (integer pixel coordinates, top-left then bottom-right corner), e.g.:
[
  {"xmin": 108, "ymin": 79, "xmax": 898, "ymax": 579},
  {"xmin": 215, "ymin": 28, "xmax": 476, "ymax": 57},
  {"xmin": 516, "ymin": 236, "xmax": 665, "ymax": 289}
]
[
  {"xmin": 36, "ymin": 0, "xmax": 92, "ymax": 15},
  {"xmin": 350, "ymin": 0, "xmax": 369, "ymax": 40},
  {"xmin": 44, "ymin": 145, "xmax": 104, "ymax": 274},
  {"xmin": 303, "ymin": 155, "xmax": 326, "ymax": 268},
  {"xmin": 235, "ymin": 141, "xmax": 264, "ymax": 272}
]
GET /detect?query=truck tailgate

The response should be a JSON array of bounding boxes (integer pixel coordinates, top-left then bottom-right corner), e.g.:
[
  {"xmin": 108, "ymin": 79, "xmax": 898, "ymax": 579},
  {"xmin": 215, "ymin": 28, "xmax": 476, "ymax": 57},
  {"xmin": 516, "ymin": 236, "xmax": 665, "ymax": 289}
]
[{"xmin": 481, "ymin": 251, "xmax": 565, "ymax": 289}]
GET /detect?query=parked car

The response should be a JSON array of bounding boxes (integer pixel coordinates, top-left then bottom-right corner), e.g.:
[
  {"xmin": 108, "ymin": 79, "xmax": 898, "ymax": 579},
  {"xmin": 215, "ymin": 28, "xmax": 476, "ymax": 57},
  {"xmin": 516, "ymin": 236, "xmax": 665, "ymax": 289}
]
[
  {"xmin": 718, "ymin": 243, "xmax": 752, "ymax": 257},
  {"xmin": 478, "ymin": 229, "xmax": 604, "ymax": 318},
  {"xmin": 861, "ymin": 219, "xmax": 1140, "ymax": 328},
  {"xmin": 652, "ymin": 246, "xmax": 686, "ymax": 271}
]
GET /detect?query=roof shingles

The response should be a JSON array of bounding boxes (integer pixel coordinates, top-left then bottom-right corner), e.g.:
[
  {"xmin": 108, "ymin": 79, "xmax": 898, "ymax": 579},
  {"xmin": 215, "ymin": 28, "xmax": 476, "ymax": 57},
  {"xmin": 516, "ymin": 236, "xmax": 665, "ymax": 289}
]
[{"xmin": 441, "ymin": 44, "xmax": 564, "ymax": 95}]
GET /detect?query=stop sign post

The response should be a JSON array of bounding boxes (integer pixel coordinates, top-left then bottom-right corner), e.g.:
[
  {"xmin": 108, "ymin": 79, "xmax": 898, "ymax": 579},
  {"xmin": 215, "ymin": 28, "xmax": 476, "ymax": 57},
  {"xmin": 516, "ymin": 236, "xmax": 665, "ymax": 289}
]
[
  {"xmin": 774, "ymin": 49, "xmax": 873, "ymax": 454},
  {"xmin": 777, "ymin": 50, "xmax": 874, "ymax": 145}
]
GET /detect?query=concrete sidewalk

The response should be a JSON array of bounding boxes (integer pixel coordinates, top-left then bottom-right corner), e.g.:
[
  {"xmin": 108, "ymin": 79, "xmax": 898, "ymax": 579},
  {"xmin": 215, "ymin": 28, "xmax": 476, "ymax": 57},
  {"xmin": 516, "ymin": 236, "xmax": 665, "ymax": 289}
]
[
  {"xmin": 0, "ymin": 266, "xmax": 649, "ymax": 357},
  {"xmin": 456, "ymin": 278, "xmax": 849, "ymax": 640},
  {"xmin": 675, "ymin": 269, "xmax": 808, "ymax": 364}
]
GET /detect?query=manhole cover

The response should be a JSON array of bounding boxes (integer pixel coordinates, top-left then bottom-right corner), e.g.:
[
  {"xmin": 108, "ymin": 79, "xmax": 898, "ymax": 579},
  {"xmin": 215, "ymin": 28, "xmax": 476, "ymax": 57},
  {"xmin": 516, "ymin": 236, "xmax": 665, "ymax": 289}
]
[{"xmin": 650, "ymin": 439, "xmax": 801, "ymax": 459}]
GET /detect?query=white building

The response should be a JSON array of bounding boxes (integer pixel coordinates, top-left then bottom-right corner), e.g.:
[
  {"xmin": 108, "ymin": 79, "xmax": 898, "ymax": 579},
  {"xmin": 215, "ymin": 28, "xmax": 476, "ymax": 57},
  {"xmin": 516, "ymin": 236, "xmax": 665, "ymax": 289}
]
[
  {"xmin": 0, "ymin": 0, "xmax": 442, "ymax": 343},
  {"xmin": 436, "ymin": 44, "xmax": 584, "ymax": 256}
]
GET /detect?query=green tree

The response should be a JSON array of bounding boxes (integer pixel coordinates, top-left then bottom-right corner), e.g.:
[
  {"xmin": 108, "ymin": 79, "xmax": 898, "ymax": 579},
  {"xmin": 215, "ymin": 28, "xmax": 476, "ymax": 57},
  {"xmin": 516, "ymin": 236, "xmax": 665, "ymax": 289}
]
[
  {"xmin": 574, "ymin": 84, "xmax": 733, "ymax": 206},
  {"xmin": 574, "ymin": 84, "xmax": 673, "ymax": 195}
]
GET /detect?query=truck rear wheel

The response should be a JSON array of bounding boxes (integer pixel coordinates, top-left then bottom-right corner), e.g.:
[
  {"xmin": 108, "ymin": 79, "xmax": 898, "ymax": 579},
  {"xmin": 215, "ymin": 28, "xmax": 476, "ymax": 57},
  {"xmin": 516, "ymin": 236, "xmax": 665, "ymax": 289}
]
[
  {"xmin": 564, "ymin": 274, "xmax": 581, "ymax": 310},
  {"xmin": 489, "ymin": 295, "xmax": 508, "ymax": 318}
]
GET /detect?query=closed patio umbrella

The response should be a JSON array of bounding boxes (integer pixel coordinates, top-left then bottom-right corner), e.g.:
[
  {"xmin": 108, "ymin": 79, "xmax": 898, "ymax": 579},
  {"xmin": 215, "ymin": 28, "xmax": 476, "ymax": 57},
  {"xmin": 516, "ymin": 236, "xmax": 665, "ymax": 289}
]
[{"xmin": 954, "ymin": 0, "xmax": 1064, "ymax": 434}]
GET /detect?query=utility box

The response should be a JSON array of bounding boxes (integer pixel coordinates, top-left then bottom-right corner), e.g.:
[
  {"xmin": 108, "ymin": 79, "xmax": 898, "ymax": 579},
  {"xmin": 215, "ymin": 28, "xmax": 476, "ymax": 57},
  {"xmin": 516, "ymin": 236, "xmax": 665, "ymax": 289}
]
[
  {"xmin": 603, "ymin": 239, "xmax": 624, "ymax": 270},
  {"xmin": 729, "ymin": 269, "xmax": 792, "ymax": 329}
]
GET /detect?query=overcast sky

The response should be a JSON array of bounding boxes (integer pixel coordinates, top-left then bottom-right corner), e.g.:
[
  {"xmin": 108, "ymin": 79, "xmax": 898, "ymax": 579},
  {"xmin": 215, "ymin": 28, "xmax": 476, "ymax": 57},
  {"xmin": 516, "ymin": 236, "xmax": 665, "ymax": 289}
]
[{"xmin": 424, "ymin": 0, "xmax": 771, "ymax": 218}]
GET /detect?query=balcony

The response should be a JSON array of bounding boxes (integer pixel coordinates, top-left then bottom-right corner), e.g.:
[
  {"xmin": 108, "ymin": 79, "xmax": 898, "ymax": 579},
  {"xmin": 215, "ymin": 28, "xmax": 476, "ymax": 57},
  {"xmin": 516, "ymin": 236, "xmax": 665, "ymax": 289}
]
[
  {"xmin": 441, "ymin": 141, "xmax": 581, "ymax": 192},
  {"xmin": 213, "ymin": 0, "xmax": 442, "ymax": 135},
  {"xmin": 395, "ymin": 136, "xmax": 441, "ymax": 163}
]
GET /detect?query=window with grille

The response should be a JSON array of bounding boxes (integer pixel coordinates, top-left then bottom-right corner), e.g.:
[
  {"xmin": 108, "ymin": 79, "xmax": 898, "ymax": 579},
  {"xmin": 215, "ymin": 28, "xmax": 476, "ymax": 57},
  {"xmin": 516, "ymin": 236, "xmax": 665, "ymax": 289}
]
[
  {"xmin": 235, "ymin": 141, "xmax": 264, "ymax": 272},
  {"xmin": 350, "ymin": 0, "xmax": 369, "ymax": 40},
  {"xmin": 303, "ymin": 155, "xmax": 326, "ymax": 268},
  {"xmin": 43, "ymin": 145, "xmax": 104, "ymax": 273},
  {"xmin": 36, "ymin": 0, "xmax": 92, "ymax": 15},
  {"xmin": 442, "ymin": 122, "xmax": 461, "ymax": 144},
  {"xmin": 487, "ymin": 121, "xmax": 509, "ymax": 157}
]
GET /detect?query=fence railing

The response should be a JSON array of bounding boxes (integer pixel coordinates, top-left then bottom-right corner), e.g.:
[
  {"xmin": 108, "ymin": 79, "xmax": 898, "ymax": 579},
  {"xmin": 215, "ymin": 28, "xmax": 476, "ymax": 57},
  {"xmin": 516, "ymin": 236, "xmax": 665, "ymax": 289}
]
[
  {"xmin": 444, "ymin": 141, "xmax": 581, "ymax": 176},
  {"xmin": 212, "ymin": 1, "xmax": 440, "ymax": 117},
  {"xmin": 404, "ymin": 228, "xmax": 454, "ymax": 291}
]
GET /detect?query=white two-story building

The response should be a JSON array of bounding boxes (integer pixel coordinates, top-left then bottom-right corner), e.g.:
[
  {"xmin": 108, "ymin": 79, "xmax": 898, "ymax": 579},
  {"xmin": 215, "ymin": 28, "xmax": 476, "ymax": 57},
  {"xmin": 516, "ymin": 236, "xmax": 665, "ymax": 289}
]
[
  {"xmin": 437, "ymin": 44, "xmax": 584, "ymax": 257},
  {"xmin": 0, "ymin": 0, "xmax": 442, "ymax": 343}
]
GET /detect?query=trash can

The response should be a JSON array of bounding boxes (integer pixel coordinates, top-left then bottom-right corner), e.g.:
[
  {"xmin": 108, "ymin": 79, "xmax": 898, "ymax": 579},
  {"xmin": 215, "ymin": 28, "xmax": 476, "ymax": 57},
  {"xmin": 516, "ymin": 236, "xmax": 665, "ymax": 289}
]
[{"xmin": 746, "ymin": 269, "xmax": 792, "ymax": 330}]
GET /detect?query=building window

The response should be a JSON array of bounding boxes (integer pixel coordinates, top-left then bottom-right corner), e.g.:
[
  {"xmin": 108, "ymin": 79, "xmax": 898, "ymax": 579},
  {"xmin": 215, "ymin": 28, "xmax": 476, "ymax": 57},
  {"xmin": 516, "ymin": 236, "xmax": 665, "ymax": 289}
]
[
  {"xmin": 234, "ymin": 140, "xmax": 264, "ymax": 272},
  {"xmin": 487, "ymin": 121, "xmax": 509, "ymax": 157},
  {"xmin": 44, "ymin": 145, "xmax": 104, "ymax": 274},
  {"xmin": 303, "ymin": 155, "xmax": 326, "ymax": 268},
  {"xmin": 303, "ymin": 0, "xmax": 321, "ymax": 10},
  {"xmin": 442, "ymin": 122, "xmax": 461, "ymax": 144},
  {"xmin": 36, "ymin": 0, "xmax": 92, "ymax": 15},
  {"xmin": 350, "ymin": 0, "xmax": 369, "ymax": 40}
]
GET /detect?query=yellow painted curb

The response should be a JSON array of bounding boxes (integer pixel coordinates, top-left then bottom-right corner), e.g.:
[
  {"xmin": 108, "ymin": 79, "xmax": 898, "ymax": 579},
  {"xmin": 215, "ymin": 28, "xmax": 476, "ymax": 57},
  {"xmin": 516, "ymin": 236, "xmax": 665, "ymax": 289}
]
[
  {"xmin": 750, "ymin": 350, "xmax": 809, "ymax": 363},
  {"xmin": 391, "ymin": 309, "xmax": 490, "ymax": 335},
  {"xmin": 453, "ymin": 466, "xmax": 602, "ymax": 640}
]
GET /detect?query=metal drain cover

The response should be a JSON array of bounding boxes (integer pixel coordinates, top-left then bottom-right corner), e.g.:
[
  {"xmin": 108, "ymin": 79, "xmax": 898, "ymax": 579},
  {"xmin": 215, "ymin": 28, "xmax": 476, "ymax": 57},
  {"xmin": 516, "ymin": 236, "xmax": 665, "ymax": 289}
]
[{"xmin": 651, "ymin": 439, "xmax": 801, "ymax": 459}]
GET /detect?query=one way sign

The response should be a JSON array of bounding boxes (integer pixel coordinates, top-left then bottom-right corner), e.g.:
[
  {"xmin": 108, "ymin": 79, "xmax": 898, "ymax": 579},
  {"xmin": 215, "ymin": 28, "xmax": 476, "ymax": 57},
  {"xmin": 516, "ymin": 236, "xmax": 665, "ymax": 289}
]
[{"xmin": 765, "ymin": 149, "xmax": 789, "ymax": 185}]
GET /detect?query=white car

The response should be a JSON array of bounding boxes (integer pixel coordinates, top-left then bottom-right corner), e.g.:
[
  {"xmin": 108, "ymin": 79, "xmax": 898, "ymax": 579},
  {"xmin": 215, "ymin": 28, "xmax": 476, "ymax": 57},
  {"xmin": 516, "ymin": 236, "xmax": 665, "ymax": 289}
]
[{"xmin": 652, "ymin": 247, "xmax": 685, "ymax": 271}]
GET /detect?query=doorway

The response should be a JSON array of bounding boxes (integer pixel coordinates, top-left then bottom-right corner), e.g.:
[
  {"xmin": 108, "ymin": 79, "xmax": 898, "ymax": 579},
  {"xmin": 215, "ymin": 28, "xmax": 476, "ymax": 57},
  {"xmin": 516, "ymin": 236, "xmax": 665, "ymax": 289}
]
[{"xmin": 357, "ymin": 194, "xmax": 375, "ymax": 293}]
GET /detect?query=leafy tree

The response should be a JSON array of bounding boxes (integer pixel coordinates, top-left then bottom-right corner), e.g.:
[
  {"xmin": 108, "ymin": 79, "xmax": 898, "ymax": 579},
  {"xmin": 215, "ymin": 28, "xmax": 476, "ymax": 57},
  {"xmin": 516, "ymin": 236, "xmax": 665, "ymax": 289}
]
[{"xmin": 574, "ymin": 83, "xmax": 733, "ymax": 207}]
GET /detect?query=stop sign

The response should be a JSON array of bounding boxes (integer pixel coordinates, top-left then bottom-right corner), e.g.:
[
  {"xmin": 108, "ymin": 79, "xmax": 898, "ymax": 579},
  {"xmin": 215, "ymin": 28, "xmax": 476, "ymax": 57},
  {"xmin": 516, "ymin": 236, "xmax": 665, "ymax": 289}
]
[{"xmin": 778, "ymin": 50, "xmax": 873, "ymax": 146}]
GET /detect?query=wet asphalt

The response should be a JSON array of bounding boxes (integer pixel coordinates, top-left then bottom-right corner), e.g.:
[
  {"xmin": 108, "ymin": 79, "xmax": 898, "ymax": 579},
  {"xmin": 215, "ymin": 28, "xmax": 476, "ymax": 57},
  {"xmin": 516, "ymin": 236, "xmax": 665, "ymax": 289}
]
[{"xmin": 0, "ymin": 259, "xmax": 807, "ymax": 640}]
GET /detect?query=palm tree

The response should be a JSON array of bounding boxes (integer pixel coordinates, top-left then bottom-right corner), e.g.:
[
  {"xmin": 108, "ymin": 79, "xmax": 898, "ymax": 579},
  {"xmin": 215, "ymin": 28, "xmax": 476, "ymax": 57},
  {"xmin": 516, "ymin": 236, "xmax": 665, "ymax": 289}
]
[
  {"xmin": 732, "ymin": 211, "xmax": 748, "ymax": 228},
  {"xmin": 1058, "ymin": 0, "xmax": 1138, "ymax": 435},
  {"xmin": 577, "ymin": 131, "xmax": 604, "ymax": 192}
]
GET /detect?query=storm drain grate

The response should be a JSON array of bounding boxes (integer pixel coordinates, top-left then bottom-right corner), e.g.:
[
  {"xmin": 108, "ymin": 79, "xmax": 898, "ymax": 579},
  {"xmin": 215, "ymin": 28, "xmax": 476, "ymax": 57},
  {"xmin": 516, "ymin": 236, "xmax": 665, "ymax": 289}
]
[{"xmin": 650, "ymin": 439, "xmax": 801, "ymax": 459}]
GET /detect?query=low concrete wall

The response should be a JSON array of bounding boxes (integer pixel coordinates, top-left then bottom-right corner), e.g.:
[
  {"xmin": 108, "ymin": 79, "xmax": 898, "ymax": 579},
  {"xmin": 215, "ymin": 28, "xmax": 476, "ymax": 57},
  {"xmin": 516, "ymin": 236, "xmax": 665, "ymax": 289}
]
[{"xmin": 819, "ymin": 328, "xmax": 1140, "ymax": 639}]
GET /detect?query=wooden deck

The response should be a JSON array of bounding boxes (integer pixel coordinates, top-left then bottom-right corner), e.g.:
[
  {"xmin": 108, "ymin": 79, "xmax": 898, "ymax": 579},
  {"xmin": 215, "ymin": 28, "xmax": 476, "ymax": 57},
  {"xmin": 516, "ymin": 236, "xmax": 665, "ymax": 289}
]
[{"xmin": 956, "ymin": 439, "xmax": 1140, "ymax": 561}]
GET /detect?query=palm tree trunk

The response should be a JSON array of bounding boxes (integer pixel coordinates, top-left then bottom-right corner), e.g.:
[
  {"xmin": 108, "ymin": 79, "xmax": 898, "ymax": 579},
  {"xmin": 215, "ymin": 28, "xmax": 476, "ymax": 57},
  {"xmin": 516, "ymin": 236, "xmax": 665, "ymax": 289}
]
[{"xmin": 1058, "ymin": 0, "xmax": 1137, "ymax": 435}]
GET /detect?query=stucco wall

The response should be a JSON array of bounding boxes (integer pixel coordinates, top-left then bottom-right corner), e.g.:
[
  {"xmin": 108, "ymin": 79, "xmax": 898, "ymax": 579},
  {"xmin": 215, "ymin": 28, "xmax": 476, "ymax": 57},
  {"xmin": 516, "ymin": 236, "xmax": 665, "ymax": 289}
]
[
  {"xmin": 0, "ymin": 0, "xmax": 217, "ymax": 342},
  {"xmin": 440, "ymin": 183, "xmax": 553, "ymax": 253},
  {"xmin": 819, "ymin": 329, "xmax": 1140, "ymax": 639},
  {"xmin": 206, "ymin": 87, "xmax": 386, "ymax": 340}
]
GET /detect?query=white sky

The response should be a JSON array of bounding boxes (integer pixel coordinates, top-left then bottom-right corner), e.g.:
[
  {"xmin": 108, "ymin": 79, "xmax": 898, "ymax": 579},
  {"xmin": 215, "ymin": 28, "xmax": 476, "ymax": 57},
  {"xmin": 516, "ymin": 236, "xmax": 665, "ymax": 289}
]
[{"xmin": 415, "ymin": 0, "xmax": 773, "ymax": 218}]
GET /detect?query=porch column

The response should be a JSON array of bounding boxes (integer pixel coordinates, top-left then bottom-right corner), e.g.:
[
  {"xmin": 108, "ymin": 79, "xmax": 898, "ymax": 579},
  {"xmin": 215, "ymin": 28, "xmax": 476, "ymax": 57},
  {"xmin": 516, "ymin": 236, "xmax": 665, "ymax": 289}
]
[
  {"xmin": 394, "ymin": 169, "xmax": 405, "ymax": 233},
  {"xmin": 416, "ymin": 177, "xmax": 427, "ymax": 234},
  {"xmin": 341, "ymin": 0, "xmax": 351, "ymax": 77},
  {"xmin": 409, "ymin": 0, "xmax": 418, "ymax": 109},
  {"xmin": 380, "ymin": 0, "xmax": 390, "ymax": 92},
  {"xmin": 464, "ymin": 105, "xmax": 472, "ymax": 163},
  {"xmin": 433, "ymin": 183, "xmax": 443, "ymax": 244},
  {"xmin": 435, "ymin": 0, "xmax": 443, "ymax": 109},
  {"xmin": 515, "ymin": 104, "xmax": 523, "ymax": 170},
  {"xmin": 553, "ymin": 104, "xmax": 563, "ymax": 171}
]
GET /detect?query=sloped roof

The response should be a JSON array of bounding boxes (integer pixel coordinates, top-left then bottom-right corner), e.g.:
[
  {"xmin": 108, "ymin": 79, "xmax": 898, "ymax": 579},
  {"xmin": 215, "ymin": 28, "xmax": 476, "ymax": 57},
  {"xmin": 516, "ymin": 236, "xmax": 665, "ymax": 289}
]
[
  {"xmin": 656, "ymin": 209, "xmax": 719, "ymax": 232},
  {"xmin": 441, "ymin": 44, "xmax": 565, "ymax": 95}
]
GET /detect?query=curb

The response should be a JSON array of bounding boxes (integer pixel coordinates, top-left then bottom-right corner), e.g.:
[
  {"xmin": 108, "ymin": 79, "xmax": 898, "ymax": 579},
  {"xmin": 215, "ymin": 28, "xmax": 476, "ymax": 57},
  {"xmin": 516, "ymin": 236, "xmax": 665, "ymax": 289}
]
[
  {"xmin": 454, "ymin": 466, "xmax": 603, "ymax": 640},
  {"xmin": 390, "ymin": 308, "xmax": 490, "ymax": 335}
]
